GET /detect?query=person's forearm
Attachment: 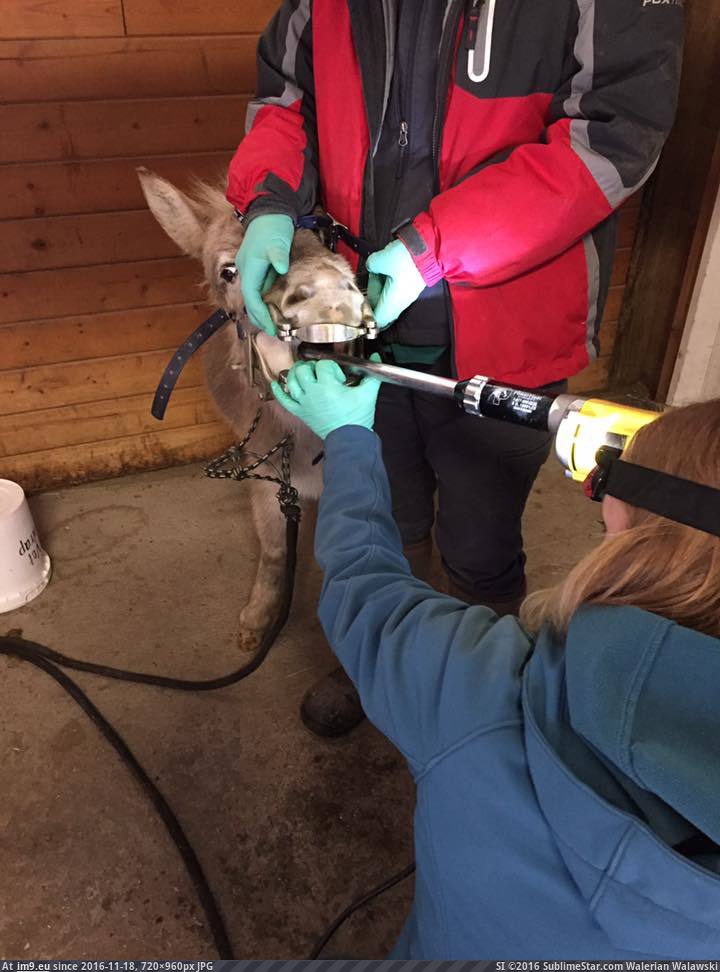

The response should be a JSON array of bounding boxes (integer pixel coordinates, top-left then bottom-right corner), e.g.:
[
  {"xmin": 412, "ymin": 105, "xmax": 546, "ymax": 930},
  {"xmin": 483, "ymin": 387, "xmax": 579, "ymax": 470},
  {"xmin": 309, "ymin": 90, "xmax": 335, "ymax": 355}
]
[
  {"xmin": 314, "ymin": 425, "xmax": 501, "ymax": 764},
  {"xmin": 226, "ymin": 0, "xmax": 318, "ymax": 219},
  {"xmin": 315, "ymin": 425, "xmax": 411, "ymax": 596}
]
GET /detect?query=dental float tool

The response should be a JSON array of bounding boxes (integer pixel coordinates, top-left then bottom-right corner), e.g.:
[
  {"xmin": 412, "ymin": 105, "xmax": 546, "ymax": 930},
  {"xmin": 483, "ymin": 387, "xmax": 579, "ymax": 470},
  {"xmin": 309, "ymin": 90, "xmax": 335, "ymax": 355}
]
[{"xmin": 297, "ymin": 347, "xmax": 660, "ymax": 481}]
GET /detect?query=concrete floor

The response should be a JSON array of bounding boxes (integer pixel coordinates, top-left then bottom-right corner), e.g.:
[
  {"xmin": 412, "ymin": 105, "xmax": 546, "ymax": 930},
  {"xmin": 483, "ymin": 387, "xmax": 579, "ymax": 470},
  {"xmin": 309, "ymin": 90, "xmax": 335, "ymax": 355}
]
[{"xmin": 0, "ymin": 455, "xmax": 602, "ymax": 959}]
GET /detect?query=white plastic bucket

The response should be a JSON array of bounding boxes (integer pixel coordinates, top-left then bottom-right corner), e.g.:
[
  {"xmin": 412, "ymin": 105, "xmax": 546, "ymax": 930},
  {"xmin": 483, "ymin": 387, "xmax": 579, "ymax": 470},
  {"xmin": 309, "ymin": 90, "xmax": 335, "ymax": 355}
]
[{"xmin": 0, "ymin": 479, "xmax": 52, "ymax": 613}]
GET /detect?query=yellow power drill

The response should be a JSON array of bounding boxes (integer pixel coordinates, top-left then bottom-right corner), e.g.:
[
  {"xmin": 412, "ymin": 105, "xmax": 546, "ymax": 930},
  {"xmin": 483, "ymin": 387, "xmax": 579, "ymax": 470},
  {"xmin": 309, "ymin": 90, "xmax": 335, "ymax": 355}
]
[{"xmin": 299, "ymin": 348, "xmax": 659, "ymax": 482}]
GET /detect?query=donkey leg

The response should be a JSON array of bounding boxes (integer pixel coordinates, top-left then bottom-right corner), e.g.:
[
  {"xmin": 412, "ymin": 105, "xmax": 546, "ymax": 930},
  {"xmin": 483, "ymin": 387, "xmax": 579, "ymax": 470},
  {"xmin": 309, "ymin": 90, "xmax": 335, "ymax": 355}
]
[{"xmin": 237, "ymin": 481, "xmax": 290, "ymax": 652}]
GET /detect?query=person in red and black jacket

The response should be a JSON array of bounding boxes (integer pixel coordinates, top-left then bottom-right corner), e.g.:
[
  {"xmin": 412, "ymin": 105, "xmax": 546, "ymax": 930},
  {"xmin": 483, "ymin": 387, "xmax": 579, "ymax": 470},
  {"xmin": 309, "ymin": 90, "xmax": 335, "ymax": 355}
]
[{"xmin": 228, "ymin": 0, "xmax": 683, "ymax": 738}]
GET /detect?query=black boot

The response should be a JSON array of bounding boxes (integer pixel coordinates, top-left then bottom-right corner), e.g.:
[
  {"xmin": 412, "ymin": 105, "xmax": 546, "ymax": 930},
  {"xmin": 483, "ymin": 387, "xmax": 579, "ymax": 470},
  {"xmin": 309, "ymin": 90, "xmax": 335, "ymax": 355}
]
[
  {"xmin": 301, "ymin": 541, "xmax": 439, "ymax": 739},
  {"xmin": 403, "ymin": 537, "xmax": 433, "ymax": 582},
  {"xmin": 443, "ymin": 576, "xmax": 526, "ymax": 618},
  {"xmin": 301, "ymin": 666, "xmax": 365, "ymax": 737}
]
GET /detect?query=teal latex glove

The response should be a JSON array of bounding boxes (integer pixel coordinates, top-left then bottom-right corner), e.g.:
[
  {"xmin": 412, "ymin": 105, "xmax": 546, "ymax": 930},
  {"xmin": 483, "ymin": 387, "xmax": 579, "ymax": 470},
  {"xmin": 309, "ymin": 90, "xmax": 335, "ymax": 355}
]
[
  {"xmin": 366, "ymin": 238, "xmax": 427, "ymax": 329},
  {"xmin": 271, "ymin": 357, "xmax": 382, "ymax": 439},
  {"xmin": 235, "ymin": 213, "xmax": 294, "ymax": 335}
]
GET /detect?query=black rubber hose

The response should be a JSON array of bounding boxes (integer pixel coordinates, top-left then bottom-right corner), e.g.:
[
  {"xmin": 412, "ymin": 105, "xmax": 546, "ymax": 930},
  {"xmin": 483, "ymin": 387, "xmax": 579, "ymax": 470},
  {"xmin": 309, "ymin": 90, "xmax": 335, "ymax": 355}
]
[
  {"xmin": 0, "ymin": 648, "xmax": 234, "ymax": 958},
  {"xmin": 0, "ymin": 515, "xmax": 300, "ymax": 958},
  {"xmin": 0, "ymin": 517, "xmax": 298, "ymax": 691},
  {"xmin": 308, "ymin": 861, "xmax": 416, "ymax": 959}
]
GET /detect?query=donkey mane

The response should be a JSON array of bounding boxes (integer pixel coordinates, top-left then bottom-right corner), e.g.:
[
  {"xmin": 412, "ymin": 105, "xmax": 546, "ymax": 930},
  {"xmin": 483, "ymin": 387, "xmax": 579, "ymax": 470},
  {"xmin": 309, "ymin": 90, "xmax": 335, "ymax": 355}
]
[{"xmin": 186, "ymin": 177, "xmax": 233, "ymax": 223}]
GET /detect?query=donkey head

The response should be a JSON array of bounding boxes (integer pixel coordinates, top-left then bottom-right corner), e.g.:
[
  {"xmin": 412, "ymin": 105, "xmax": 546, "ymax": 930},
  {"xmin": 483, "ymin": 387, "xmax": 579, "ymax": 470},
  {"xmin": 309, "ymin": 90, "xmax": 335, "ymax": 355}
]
[{"xmin": 137, "ymin": 168, "xmax": 368, "ymax": 338}]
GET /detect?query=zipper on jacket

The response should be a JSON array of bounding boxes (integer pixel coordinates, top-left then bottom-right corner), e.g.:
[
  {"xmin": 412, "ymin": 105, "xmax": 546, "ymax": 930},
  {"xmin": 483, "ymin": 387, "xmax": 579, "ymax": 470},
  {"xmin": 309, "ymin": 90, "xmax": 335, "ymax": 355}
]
[
  {"xmin": 466, "ymin": 0, "xmax": 495, "ymax": 83},
  {"xmin": 464, "ymin": 0, "xmax": 485, "ymax": 52},
  {"xmin": 382, "ymin": 0, "xmax": 425, "ymax": 243},
  {"xmin": 394, "ymin": 120, "xmax": 410, "ymax": 189},
  {"xmin": 381, "ymin": 118, "xmax": 410, "ymax": 243},
  {"xmin": 397, "ymin": 121, "xmax": 409, "ymax": 171}
]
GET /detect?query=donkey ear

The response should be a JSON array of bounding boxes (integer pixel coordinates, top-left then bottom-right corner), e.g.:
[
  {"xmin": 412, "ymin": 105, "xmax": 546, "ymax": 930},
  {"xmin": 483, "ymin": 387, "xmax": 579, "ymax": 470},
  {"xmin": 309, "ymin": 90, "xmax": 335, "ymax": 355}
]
[{"xmin": 137, "ymin": 167, "xmax": 204, "ymax": 259}]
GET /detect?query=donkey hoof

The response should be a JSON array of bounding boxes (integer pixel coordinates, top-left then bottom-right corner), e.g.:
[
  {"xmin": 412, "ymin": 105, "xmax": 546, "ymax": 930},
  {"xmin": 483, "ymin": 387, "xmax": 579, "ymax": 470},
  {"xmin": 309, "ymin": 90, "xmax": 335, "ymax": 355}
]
[{"xmin": 237, "ymin": 627, "xmax": 263, "ymax": 653}]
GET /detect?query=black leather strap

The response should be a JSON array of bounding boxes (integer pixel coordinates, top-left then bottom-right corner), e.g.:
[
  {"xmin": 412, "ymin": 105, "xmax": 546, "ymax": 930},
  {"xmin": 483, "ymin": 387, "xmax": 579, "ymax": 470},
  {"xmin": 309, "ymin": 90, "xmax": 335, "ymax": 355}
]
[
  {"xmin": 151, "ymin": 308, "xmax": 233, "ymax": 420},
  {"xmin": 295, "ymin": 214, "xmax": 372, "ymax": 258},
  {"xmin": 605, "ymin": 459, "xmax": 720, "ymax": 538}
]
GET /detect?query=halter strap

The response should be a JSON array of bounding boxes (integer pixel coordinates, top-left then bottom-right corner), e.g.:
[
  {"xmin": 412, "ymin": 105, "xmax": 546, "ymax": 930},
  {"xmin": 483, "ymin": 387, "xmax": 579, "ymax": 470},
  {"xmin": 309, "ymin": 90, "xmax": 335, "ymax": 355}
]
[{"xmin": 151, "ymin": 308, "xmax": 234, "ymax": 420}]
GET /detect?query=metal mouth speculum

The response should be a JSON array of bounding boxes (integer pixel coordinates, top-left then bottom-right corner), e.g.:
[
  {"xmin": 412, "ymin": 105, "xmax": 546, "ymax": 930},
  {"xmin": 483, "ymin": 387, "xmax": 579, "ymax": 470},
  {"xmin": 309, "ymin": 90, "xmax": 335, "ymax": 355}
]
[{"xmin": 275, "ymin": 319, "xmax": 379, "ymax": 346}]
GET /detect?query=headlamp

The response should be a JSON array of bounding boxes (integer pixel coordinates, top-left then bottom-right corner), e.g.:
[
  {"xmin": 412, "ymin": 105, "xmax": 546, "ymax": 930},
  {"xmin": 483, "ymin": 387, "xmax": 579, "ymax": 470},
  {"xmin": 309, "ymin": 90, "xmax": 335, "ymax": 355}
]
[{"xmin": 584, "ymin": 448, "xmax": 720, "ymax": 538}]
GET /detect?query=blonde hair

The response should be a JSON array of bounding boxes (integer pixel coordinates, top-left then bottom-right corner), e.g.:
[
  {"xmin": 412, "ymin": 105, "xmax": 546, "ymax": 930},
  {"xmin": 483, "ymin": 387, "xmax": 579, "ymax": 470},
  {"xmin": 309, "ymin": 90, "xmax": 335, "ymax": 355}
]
[{"xmin": 520, "ymin": 399, "xmax": 720, "ymax": 638}]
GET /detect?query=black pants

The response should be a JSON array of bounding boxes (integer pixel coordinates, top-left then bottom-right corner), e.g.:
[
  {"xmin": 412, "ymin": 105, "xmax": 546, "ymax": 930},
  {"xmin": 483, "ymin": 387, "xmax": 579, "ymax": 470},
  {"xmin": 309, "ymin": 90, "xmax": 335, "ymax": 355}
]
[{"xmin": 374, "ymin": 354, "xmax": 566, "ymax": 603}]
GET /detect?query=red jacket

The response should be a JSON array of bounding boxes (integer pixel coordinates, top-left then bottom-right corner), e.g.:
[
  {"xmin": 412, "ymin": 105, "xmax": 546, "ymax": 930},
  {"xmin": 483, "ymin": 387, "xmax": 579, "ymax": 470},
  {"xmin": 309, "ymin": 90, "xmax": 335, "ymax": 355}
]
[{"xmin": 227, "ymin": 0, "xmax": 683, "ymax": 386}]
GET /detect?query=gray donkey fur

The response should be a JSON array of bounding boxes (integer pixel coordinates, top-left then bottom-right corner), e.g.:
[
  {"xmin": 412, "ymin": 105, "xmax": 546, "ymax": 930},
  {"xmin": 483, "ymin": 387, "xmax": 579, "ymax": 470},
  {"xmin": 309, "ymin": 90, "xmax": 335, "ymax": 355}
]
[{"xmin": 138, "ymin": 169, "xmax": 367, "ymax": 650}]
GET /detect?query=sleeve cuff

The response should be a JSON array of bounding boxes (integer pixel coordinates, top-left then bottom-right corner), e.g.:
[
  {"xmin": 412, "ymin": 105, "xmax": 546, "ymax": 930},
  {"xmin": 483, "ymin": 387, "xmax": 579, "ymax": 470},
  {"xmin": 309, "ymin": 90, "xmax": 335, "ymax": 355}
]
[
  {"xmin": 323, "ymin": 425, "xmax": 379, "ymax": 460},
  {"xmin": 244, "ymin": 195, "xmax": 299, "ymax": 227},
  {"xmin": 396, "ymin": 216, "xmax": 444, "ymax": 287}
]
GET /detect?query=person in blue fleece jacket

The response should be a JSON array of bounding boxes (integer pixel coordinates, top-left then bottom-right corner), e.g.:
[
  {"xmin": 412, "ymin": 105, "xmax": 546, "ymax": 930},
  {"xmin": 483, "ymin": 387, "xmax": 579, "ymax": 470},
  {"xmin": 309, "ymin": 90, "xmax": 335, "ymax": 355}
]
[{"xmin": 272, "ymin": 360, "xmax": 720, "ymax": 960}]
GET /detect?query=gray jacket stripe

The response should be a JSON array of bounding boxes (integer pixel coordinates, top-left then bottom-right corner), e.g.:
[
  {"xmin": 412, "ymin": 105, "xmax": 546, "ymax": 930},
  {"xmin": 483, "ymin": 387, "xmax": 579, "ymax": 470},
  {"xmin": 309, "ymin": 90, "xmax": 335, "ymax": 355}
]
[
  {"xmin": 563, "ymin": 0, "xmax": 595, "ymax": 120},
  {"xmin": 245, "ymin": 0, "xmax": 311, "ymax": 134},
  {"xmin": 378, "ymin": 0, "xmax": 396, "ymax": 152},
  {"xmin": 582, "ymin": 233, "xmax": 601, "ymax": 360},
  {"xmin": 563, "ymin": 0, "xmax": 659, "ymax": 209}
]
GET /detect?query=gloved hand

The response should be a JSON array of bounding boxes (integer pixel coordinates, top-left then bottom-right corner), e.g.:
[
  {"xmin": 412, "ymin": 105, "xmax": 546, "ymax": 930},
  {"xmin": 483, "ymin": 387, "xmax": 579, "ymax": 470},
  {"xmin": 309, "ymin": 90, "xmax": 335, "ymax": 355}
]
[
  {"xmin": 366, "ymin": 238, "xmax": 426, "ymax": 329},
  {"xmin": 271, "ymin": 356, "xmax": 382, "ymax": 439},
  {"xmin": 235, "ymin": 213, "xmax": 294, "ymax": 335}
]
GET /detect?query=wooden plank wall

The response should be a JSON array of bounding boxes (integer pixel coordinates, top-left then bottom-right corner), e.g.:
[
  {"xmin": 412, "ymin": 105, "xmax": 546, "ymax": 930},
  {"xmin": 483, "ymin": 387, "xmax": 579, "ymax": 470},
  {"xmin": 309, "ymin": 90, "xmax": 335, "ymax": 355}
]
[
  {"xmin": 611, "ymin": 0, "xmax": 720, "ymax": 399},
  {"xmin": 0, "ymin": 0, "xmax": 636, "ymax": 491},
  {"xmin": 0, "ymin": 0, "xmax": 278, "ymax": 491},
  {"xmin": 568, "ymin": 196, "xmax": 641, "ymax": 396}
]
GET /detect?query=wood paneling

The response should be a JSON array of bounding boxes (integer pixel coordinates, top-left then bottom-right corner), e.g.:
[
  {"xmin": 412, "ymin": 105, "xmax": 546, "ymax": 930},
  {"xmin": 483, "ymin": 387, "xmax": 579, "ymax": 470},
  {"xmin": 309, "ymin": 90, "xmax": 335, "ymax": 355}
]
[
  {"xmin": 599, "ymin": 321, "xmax": 618, "ymax": 355},
  {"xmin": 657, "ymin": 131, "xmax": 720, "ymax": 400},
  {"xmin": 0, "ymin": 96, "xmax": 249, "ymax": 164},
  {"xmin": 0, "ymin": 36, "xmax": 256, "ymax": 102},
  {"xmin": 123, "ymin": 0, "xmax": 279, "ymax": 36},
  {"xmin": 0, "ymin": 302, "xmax": 212, "ymax": 369},
  {"xmin": 1, "ymin": 386, "xmax": 219, "ymax": 458},
  {"xmin": 617, "ymin": 205, "xmax": 640, "ymax": 248},
  {"xmin": 1, "ymin": 0, "xmax": 124, "ymax": 40},
  {"xmin": 568, "ymin": 357, "xmax": 612, "ymax": 395},
  {"xmin": 603, "ymin": 286, "xmax": 624, "ymax": 324},
  {"xmin": 1, "ymin": 6, "xmax": 264, "ymax": 489},
  {"xmin": 611, "ymin": 0, "xmax": 720, "ymax": 398},
  {"xmin": 0, "ymin": 211, "xmax": 182, "ymax": 273},
  {"xmin": 3, "ymin": 423, "xmax": 234, "ymax": 493},
  {"xmin": 609, "ymin": 248, "xmax": 631, "ymax": 288},
  {"xmin": 0, "ymin": 257, "xmax": 203, "ymax": 324},
  {"xmin": 1, "ymin": 153, "xmax": 232, "ymax": 220},
  {"xmin": 0, "ymin": 348, "xmax": 205, "ymax": 415}
]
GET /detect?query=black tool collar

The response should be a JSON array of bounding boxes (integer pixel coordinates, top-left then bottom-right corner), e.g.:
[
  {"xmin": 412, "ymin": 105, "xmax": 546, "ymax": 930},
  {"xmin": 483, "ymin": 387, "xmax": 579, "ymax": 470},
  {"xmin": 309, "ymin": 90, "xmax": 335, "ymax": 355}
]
[{"xmin": 587, "ymin": 450, "xmax": 720, "ymax": 538}]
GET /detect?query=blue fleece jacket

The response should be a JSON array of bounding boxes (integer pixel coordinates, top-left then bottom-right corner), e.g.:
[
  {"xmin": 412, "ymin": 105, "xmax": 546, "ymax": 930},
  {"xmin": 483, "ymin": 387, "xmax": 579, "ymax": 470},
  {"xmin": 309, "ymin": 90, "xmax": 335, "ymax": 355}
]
[{"xmin": 315, "ymin": 426, "xmax": 720, "ymax": 959}]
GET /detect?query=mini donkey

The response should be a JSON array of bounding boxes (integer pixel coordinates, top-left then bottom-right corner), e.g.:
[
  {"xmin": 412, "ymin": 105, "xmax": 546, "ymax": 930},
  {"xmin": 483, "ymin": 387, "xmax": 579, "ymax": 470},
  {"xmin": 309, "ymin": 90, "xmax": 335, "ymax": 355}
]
[{"xmin": 138, "ymin": 170, "xmax": 368, "ymax": 650}]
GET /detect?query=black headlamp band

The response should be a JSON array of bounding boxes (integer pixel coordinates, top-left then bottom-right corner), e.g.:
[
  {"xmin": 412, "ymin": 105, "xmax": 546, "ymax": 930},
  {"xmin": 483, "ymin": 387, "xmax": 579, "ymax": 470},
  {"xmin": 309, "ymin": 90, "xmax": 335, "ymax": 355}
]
[{"xmin": 604, "ymin": 459, "xmax": 720, "ymax": 538}]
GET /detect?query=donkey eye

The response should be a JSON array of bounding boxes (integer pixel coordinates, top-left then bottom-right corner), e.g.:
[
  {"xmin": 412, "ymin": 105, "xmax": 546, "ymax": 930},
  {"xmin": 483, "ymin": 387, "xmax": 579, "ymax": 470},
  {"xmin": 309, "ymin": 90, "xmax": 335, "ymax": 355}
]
[{"xmin": 220, "ymin": 264, "xmax": 238, "ymax": 283}]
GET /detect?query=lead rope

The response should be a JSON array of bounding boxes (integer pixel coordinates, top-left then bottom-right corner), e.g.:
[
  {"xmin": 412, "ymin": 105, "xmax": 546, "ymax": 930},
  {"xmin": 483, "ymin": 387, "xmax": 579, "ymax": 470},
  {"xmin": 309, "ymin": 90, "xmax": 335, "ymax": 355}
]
[
  {"xmin": 0, "ymin": 414, "xmax": 411, "ymax": 959},
  {"xmin": 204, "ymin": 409, "xmax": 299, "ymax": 520},
  {"xmin": 0, "ymin": 412, "xmax": 300, "ymax": 958}
]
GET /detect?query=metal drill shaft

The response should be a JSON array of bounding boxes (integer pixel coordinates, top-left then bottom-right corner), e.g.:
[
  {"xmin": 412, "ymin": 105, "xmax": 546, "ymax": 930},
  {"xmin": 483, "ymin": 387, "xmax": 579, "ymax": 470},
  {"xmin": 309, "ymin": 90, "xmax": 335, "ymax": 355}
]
[
  {"xmin": 298, "ymin": 348, "xmax": 459, "ymax": 399},
  {"xmin": 298, "ymin": 347, "xmax": 579, "ymax": 434}
]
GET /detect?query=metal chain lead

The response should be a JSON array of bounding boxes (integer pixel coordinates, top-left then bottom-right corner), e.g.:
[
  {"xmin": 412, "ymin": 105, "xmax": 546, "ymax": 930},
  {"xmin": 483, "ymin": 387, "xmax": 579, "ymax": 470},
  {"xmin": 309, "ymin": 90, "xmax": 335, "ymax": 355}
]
[{"xmin": 204, "ymin": 410, "xmax": 301, "ymax": 523}]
